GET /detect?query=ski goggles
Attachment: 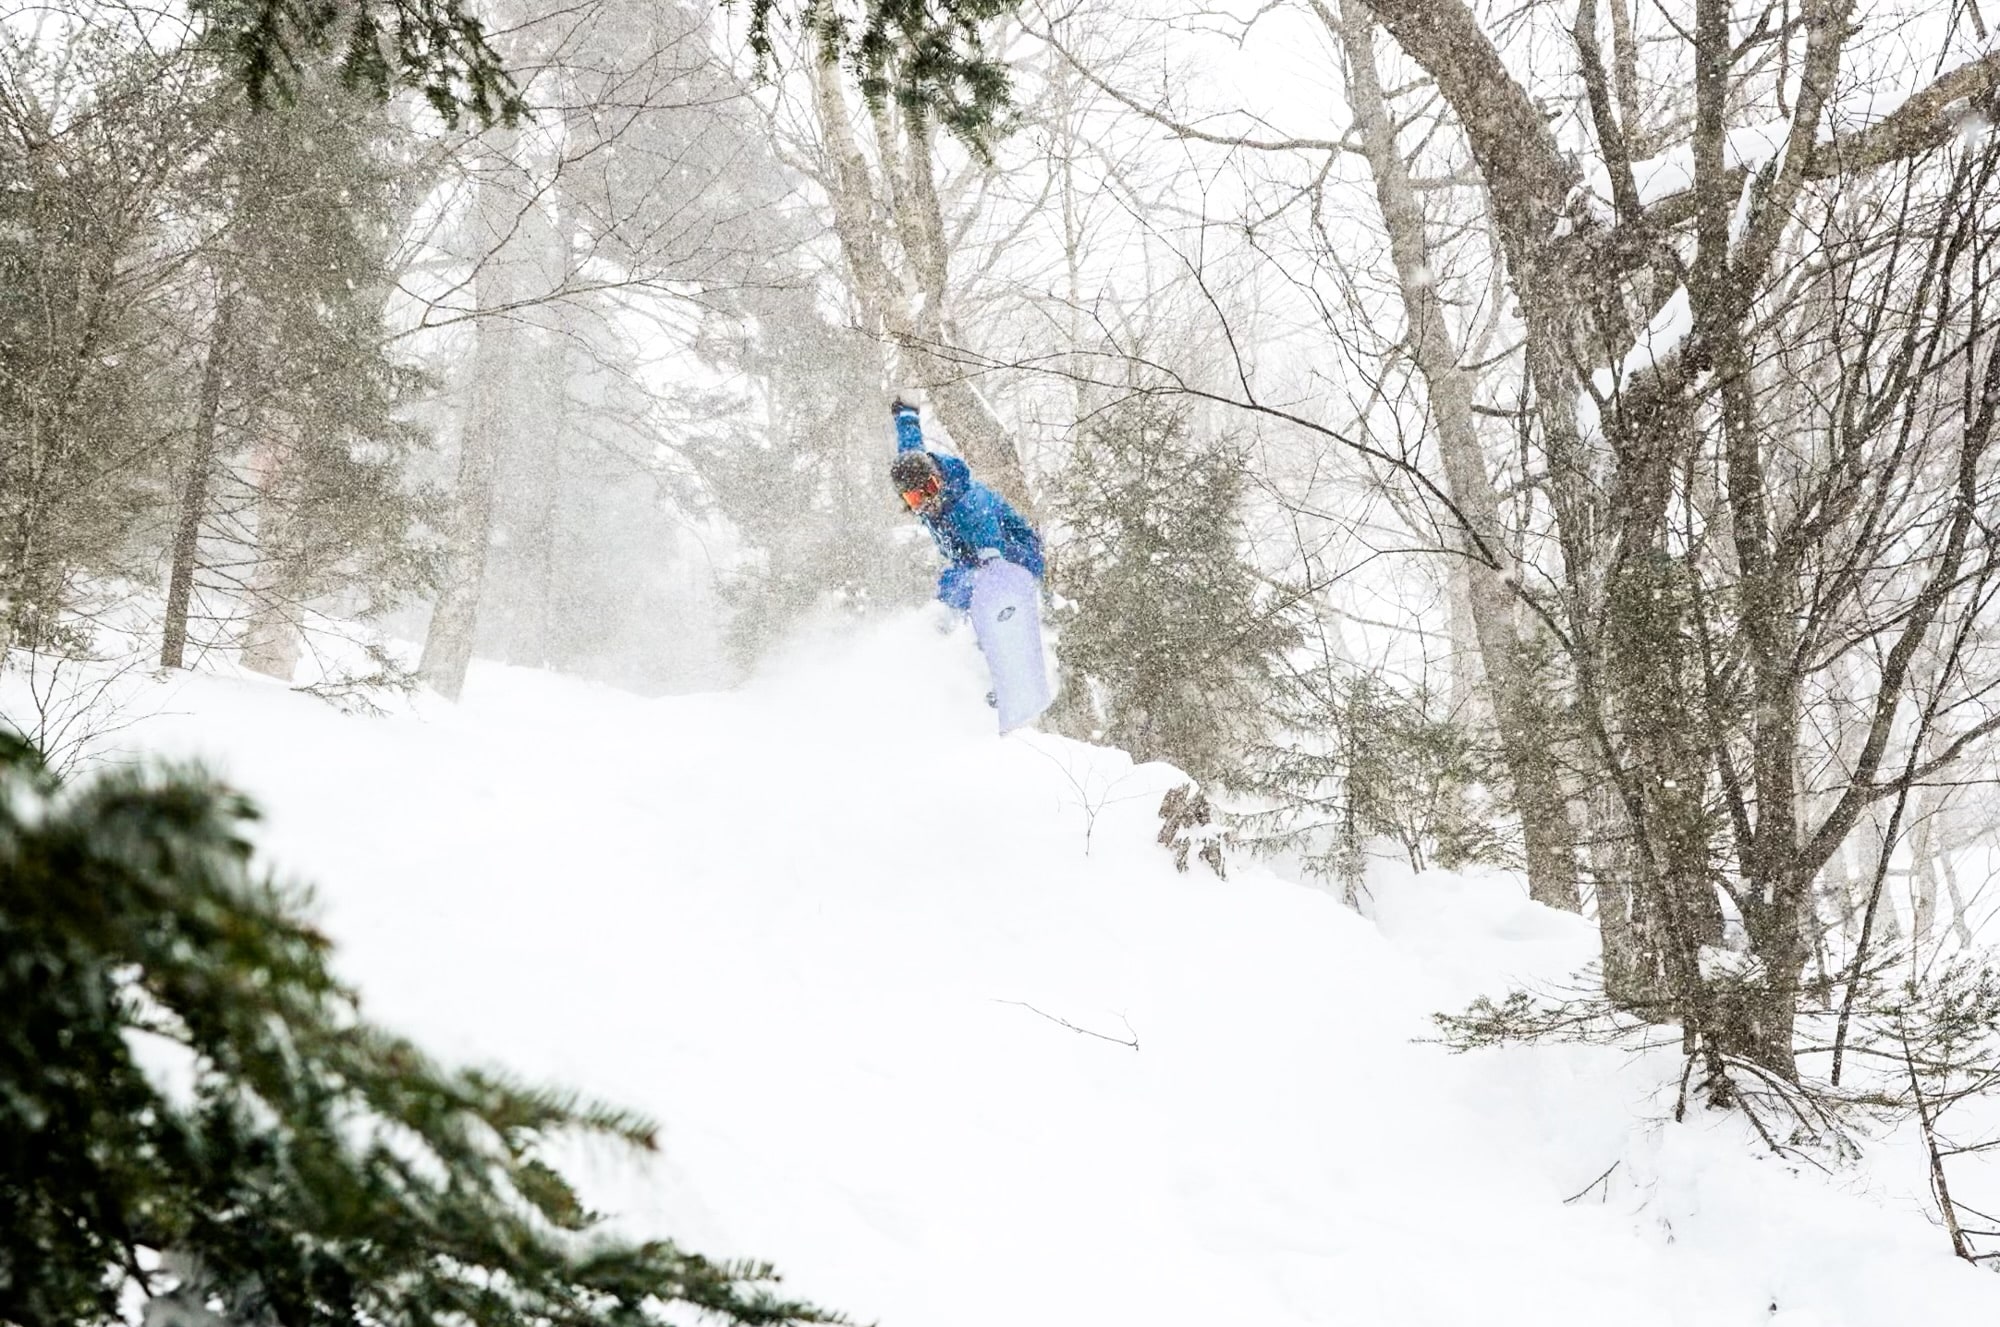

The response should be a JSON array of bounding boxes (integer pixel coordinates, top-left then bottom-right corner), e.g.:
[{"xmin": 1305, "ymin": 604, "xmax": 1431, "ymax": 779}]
[{"xmin": 900, "ymin": 475, "xmax": 943, "ymax": 511}]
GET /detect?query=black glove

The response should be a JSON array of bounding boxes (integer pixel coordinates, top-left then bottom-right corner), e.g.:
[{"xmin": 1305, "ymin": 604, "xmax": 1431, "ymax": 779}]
[{"xmin": 890, "ymin": 398, "xmax": 917, "ymax": 417}]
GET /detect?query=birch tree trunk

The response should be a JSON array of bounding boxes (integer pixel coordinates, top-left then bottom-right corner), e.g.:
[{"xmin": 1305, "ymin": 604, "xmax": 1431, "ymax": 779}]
[
  {"xmin": 1333, "ymin": 1, "xmax": 1580, "ymax": 912},
  {"xmin": 420, "ymin": 131, "xmax": 521, "ymax": 701}
]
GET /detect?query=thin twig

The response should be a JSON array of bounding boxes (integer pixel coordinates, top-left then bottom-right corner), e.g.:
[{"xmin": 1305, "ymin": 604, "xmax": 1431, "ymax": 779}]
[
  {"xmin": 994, "ymin": 999, "xmax": 1139, "ymax": 1050},
  {"xmin": 1562, "ymin": 1160, "xmax": 1621, "ymax": 1205}
]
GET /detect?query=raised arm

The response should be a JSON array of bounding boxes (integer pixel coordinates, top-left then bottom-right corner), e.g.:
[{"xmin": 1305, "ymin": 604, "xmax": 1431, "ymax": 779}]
[{"xmin": 892, "ymin": 399, "xmax": 924, "ymax": 454}]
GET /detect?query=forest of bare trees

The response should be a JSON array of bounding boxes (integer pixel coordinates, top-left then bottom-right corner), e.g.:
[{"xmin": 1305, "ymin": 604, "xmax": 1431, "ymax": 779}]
[{"xmin": 8, "ymin": 0, "xmax": 2000, "ymax": 1221}]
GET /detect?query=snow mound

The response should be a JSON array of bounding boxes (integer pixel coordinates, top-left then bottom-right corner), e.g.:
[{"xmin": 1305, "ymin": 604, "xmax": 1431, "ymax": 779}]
[{"xmin": 33, "ymin": 613, "xmax": 2000, "ymax": 1326}]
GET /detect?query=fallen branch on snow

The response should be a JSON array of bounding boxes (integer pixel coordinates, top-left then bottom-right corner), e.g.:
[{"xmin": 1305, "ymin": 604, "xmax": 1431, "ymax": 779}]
[{"xmin": 994, "ymin": 1000, "xmax": 1139, "ymax": 1051}]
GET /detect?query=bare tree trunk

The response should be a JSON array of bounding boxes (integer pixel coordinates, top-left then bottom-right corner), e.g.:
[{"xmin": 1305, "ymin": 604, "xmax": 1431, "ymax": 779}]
[
  {"xmin": 420, "ymin": 132, "xmax": 520, "ymax": 701},
  {"xmin": 5, "ymin": 431, "xmax": 66, "ymax": 666},
  {"xmin": 237, "ymin": 436, "xmax": 301, "ymax": 681},
  {"xmin": 521, "ymin": 170, "xmax": 579, "ymax": 672},
  {"xmin": 238, "ymin": 594, "xmax": 301, "ymax": 680},
  {"xmin": 1938, "ymin": 831, "xmax": 1976, "ymax": 950},
  {"xmin": 1605, "ymin": 0, "xmax": 1644, "ymax": 153},
  {"xmin": 1910, "ymin": 789, "xmax": 1939, "ymax": 960},
  {"xmin": 1056, "ymin": 71, "xmax": 1094, "ymax": 431},
  {"xmin": 420, "ymin": 328, "xmax": 505, "ymax": 700},
  {"xmin": 809, "ymin": 50, "xmax": 1034, "ymax": 511},
  {"xmin": 1443, "ymin": 564, "xmax": 1484, "ymax": 723},
  {"xmin": 1824, "ymin": 839, "xmax": 1862, "ymax": 946},
  {"xmin": 1585, "ymin": 780, "xmax": 1664, "ymax": 1007},
  {"xmin": 3, "ymin": 463, "xmax": 62, "ymax": 665},
  {"xmin": 528, "ymin": 354, "xmax": 564, "ymax": 671},
  {"xmin": 161, "ymin": 286, "xmax": 240, "ymax": 671},
  {"xmin": 1334, "ymin": 1, "xmax": 1580, "ymax": 911}
]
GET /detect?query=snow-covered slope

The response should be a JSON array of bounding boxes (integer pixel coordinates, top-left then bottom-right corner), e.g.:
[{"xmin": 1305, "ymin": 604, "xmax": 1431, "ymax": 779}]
[{"xmin": 66, "ymin": 617, "xmax": 2000, "ymax": 1325}]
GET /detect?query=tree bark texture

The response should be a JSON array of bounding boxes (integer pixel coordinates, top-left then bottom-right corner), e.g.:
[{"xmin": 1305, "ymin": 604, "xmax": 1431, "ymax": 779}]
[
  {"xmin": 1334, "ymin": 2, "xmax": 1580, "ymax": 912},
  {"xmin": 161, "ymin": 286, "xmax": 240, "ymax": 671}
]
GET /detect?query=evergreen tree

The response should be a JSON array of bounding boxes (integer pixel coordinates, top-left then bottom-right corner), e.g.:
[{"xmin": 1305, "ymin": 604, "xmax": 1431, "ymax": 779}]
[
  {"xmin": 1237, "ymin": 659, "xmax": 1509, "ymax": 891},
  {"xmin": 0, "ymin": 36, "xmax": 196, "ymax": 657},
  {"xmin": 190, "ymin": 0, "xmax": 1019, "ymax": 150},
  {"xmin": 0, "ymin": 731, "xmax": 837, "ymax": 1327},
  {"xmin": 1049, "ymin": 395, "xmax": 1296, "ymax": 782},
  {"xmin": 162, "ymin": 75, "xmax": 438, "ymax": 675}
]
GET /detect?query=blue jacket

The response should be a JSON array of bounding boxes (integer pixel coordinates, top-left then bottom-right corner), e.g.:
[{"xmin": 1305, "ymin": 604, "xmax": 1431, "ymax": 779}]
[{"xmin": 896, "ymin": 406, "xmax": 1043, "ymax": 611}]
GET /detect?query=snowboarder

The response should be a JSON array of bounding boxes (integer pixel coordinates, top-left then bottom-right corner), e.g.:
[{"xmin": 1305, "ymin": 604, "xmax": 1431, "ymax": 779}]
[
  {"xmin": 889, "ymin": 398, "xmax": 1044, "ymax": 609},
  {"xmin": 889, "ymin": 399, "xmax": 1051, "ymax": 731}
]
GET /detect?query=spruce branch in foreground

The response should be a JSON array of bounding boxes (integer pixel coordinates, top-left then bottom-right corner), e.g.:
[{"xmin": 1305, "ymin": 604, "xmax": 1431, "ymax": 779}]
[
  {"xmin": 189, "ymin": 0, "xmax": 1023, "ymax": 150},
  {"xmin": 0, "ymin": 730, "xmax": 840, "ymax": 1327}
]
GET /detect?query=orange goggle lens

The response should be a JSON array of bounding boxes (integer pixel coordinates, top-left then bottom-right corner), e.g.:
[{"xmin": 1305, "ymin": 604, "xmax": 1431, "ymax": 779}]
[{"xmin": 901, "ymin": 480, "xmax": 940, "ymax": 510}]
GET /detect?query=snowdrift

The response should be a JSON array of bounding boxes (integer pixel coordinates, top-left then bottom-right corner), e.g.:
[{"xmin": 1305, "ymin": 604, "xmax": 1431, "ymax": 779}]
[{"xmin": 20, "ymin": 614, "xmax": 2000, "ymax": 1326}]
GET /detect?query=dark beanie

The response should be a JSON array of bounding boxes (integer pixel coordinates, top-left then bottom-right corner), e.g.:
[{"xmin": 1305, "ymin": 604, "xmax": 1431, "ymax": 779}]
[{"xmin": 890, "ymin": 451, "xmax": 939, "ymax": 488}]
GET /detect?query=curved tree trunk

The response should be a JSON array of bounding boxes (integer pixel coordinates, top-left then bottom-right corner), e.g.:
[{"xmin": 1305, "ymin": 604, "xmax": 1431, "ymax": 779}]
[
  {"xmin": 1334, "ymin": 2, "xmax": 1580, "ymax": 911},
  {"xmin": 809, "ymin": 50, "xmax": 1034, "ymax": 512}
]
